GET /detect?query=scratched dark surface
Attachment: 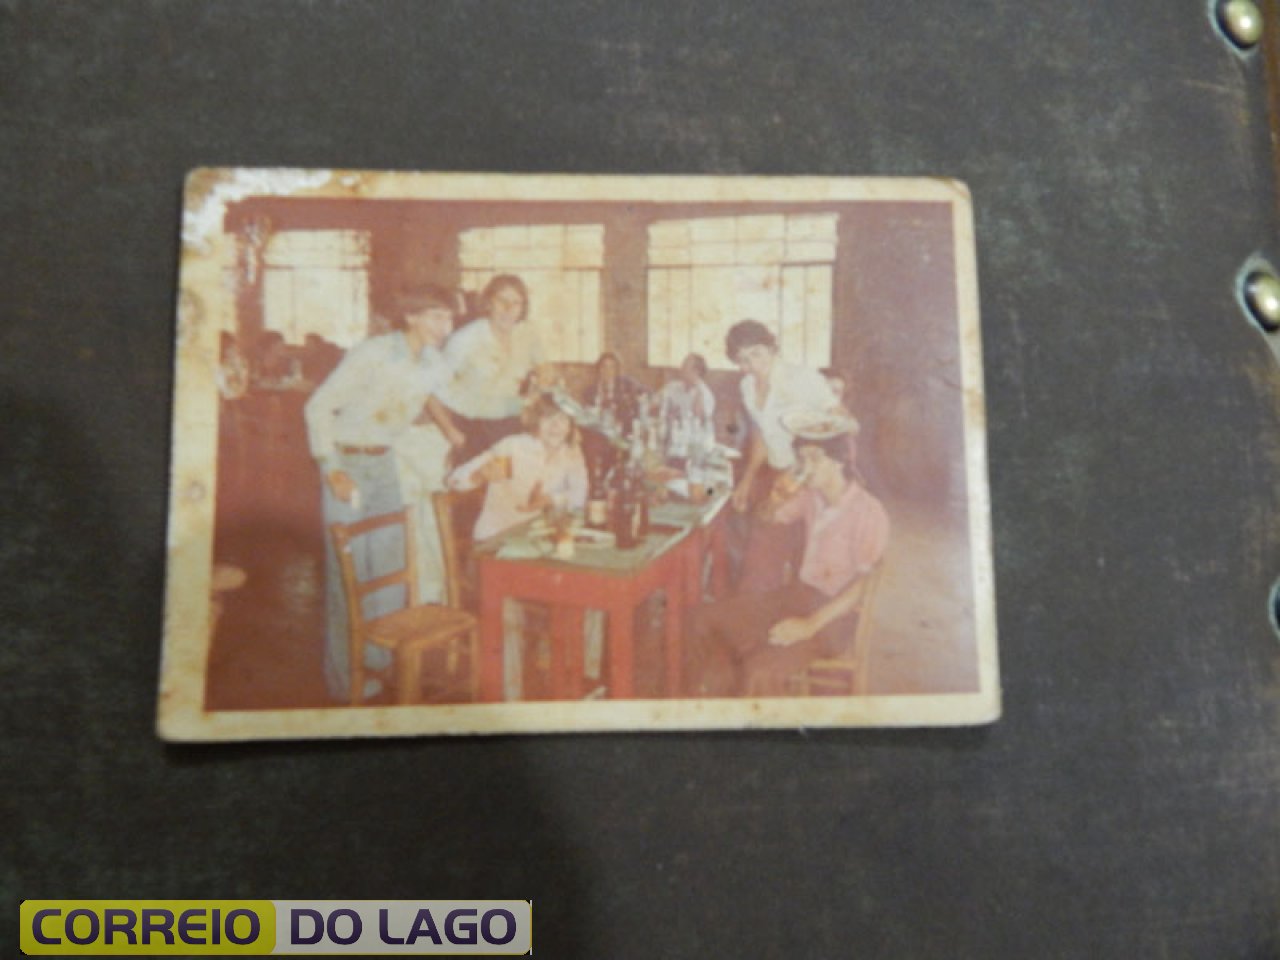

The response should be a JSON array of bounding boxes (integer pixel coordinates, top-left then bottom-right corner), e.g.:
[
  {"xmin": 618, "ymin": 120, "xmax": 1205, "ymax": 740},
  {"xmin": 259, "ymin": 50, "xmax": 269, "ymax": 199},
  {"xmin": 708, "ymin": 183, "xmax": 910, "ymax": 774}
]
[{"xmin": 2, "ymin": 2, "xmax": 1279, "ymax": 956}]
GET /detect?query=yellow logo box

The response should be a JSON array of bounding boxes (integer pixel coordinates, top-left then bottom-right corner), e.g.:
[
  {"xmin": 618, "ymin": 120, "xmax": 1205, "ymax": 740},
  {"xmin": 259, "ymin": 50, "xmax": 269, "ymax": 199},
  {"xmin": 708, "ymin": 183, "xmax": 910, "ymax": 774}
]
[{"xmin": 21, "ymin": 901, "xmax": 275, "ymax": 955}]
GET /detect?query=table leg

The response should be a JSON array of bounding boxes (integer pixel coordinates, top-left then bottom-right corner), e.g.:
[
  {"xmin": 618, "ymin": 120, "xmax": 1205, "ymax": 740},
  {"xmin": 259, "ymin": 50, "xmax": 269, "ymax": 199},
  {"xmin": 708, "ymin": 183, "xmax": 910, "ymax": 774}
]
[
  {"xmin": 607, "ymin": 600, "xmax": 635, "ymax": 699},
  {"xmin": 664, "ymin": 574, "xmax": 684, "ymax": 698},
  {"xmin": 686, "ymin": 529, "xmax": 704, "ymax": 606},
  {"xmin": 478, "ymin": 570, "xmax": 506, "ymax": 702},
  {"xmin": 551, "ymin": 606, "xmax": 585, "ymax": 700}
]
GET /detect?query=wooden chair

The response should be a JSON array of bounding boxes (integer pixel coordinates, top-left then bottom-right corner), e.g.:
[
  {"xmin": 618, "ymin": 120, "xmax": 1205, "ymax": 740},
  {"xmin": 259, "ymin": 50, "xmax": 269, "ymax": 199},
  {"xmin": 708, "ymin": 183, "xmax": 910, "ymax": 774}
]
[
  {"xmin": 330, "ymin": 506, "xmax": 477, "ymax": 705},
  {"xmin": 431, "ymin": 487, "xmax": 486, "ymax": 612},
  {"xmin": 789, "ymin": 563, "xmax": 884, "ymax": 697}
]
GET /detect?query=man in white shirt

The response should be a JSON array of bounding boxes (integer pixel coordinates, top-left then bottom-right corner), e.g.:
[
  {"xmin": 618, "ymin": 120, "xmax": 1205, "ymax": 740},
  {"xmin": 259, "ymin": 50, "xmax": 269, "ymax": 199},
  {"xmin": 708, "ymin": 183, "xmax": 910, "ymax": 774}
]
[
  {"xmin": 440, "ymin": 275, "xmax": 547, "ymax": 461},
  {"xmin": 725, "ymin": 319, "xmax": 839, "ymax": 592},
  {"xmin": 304, "ymin": 284, "xmax": 461, "ymax": 702}
]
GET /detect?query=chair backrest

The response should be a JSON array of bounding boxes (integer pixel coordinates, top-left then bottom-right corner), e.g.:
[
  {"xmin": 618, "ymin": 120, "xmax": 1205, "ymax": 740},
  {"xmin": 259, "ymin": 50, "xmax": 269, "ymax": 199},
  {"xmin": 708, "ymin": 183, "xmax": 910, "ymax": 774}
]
[
  {"xmin": 432, "ymin": 487, "xmax": 486, "ymax": 611},
  {"xmin": 328, "ymin": 508, "xmax": 418, "ymax": 623}
]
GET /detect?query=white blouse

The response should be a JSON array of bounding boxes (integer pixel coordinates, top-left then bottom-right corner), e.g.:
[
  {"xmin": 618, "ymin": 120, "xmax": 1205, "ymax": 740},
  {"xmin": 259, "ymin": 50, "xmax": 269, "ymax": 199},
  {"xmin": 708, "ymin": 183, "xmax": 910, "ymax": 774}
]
[
  {"xmin": 441, "ymin": 317, "xmax": 544, "ymax": 420},
  {"xmin": 449, "ymin": 433, "xmax": 587, "ymax": 540},
  {"xmin": 739, "ymin": 360, "xmax": 838, "ymax": 469}
]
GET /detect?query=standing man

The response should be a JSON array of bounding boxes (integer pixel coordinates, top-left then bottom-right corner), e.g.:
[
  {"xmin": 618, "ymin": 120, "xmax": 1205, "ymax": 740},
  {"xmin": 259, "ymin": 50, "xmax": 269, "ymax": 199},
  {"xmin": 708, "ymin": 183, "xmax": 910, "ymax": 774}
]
[
  {"xmin": 725, "ymin": 319, "xmax": 841, "ymax": 591},
  {"xmin": 304, "ymin": 284, "xmax": 462, "ymax": 702},
  {"xmin": 441, "ymin": 274, "xmax": 549, "ymax": 462}
]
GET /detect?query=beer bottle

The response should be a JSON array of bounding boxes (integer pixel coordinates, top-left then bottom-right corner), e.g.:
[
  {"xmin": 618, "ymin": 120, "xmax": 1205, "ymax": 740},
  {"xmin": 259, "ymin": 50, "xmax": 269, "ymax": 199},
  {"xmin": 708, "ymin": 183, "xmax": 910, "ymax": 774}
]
[
  {"xmin": 612, "ymin": 467, "xmax": 637, "ymax": 549},
  {"xmin": 586, "ymin": 455, "xmax": 609, "ymax": 530}
]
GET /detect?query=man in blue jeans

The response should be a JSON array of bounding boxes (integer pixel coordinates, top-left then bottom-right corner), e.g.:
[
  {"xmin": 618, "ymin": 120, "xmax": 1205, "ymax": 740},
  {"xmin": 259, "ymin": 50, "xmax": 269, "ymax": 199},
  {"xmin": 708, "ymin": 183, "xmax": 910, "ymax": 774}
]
[{"xmin": 304, "ymin": 284, "xmax": 462, "ymax": 702}]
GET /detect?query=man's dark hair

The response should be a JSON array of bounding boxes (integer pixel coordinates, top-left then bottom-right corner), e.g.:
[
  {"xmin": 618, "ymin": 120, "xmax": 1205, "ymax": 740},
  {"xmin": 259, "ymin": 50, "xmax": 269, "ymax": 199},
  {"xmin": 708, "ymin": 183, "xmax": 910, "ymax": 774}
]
[
  {"xmin": 685, "ymin": 353, "xmax": 709, "ymax": 378},
  {"xmin": 724, "ymin": 320, "xmax": 777, "ymax": 362},
  {"xmin": 793, "ymin": 433, "xmax": 856, "ymax": 480},
  {"xmin": 397, "ymin": 283, "xmax": 457, "ymax": 317},
  {"xmin": 481, "ymin": 274, "xmax": 530, "ymax": 322}
]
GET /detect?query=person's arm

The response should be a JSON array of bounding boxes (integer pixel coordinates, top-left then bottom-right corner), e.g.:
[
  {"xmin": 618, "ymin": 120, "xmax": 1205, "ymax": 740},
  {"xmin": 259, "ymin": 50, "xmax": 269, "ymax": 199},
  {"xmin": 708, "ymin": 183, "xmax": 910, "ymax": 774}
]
[
  {"xmin": 767, "ymin": 573, "xmax": 869, "ymax": 647},
  {"xmin": 531, "ymin": 363, "xmax": 560, "ymax": 392},
  {"xmin": 764, "ymin": 483, "xmax": 808, "ymax": 525},
  {"xmin": 798, "ymin": 365, "xmax": 840, "ymax": 413},
  {"xmin": 424, "ymin": 395, "xmax": 466, "ymax": 450},
  {"xmin": 448, "ymin": 439, "xmax": 505, "ymax": 491},
  {"xmin": 732, "ymin": 430, "xmax": 767, "ymax": 512},
  {"xmin": 303, "ymin": 341, "xmax": 377, "ymax": 502}
]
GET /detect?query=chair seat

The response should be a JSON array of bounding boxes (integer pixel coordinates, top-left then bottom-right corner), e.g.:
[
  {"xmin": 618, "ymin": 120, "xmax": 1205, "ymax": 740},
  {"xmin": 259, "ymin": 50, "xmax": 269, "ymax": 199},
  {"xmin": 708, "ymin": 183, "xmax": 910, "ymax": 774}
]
[{"xmin": 366, "ymin": 604, "xmax": 476, "ymax": 651}]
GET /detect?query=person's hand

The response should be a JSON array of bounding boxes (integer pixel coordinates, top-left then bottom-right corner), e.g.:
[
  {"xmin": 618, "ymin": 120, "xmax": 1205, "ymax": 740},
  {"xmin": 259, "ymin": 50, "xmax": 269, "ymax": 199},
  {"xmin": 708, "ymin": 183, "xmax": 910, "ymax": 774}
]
[
  {"xmin": 478, "ymin": 456, "xmax": 512, "ymax": 485},
  {"xmin": 767, "ymin": 617, "xmax": 815, "ymax": 647},
  {"xmin": 326, "ymin": 469, "xmax": 357, "ymax": 503},
  {"xmin": 731, "ymin": 478, "xmax": 752, "ymax": 512},
  {"xmin": 533, "ymin": 363, "xmax": 559, "ymax": 390},
  {"xmin": 523, "ymin": 480, "xmax": 549, "ymax": 513}
]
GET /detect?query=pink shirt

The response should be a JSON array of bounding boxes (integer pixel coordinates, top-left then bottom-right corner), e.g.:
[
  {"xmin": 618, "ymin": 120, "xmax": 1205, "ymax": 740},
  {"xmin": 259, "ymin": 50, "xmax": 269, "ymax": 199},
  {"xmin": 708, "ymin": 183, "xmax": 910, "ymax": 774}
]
[{"xmin": 774, "ymin": 481, "xmax": 889, "ymax": 597}]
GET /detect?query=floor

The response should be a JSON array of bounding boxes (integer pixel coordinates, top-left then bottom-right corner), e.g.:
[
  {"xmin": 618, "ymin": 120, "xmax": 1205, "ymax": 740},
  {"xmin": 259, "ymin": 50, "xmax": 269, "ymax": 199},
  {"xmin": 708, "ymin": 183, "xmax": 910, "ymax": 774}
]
[{"xmin": 204, "ymin": 494, "xmax": 982, "ymax": 711}]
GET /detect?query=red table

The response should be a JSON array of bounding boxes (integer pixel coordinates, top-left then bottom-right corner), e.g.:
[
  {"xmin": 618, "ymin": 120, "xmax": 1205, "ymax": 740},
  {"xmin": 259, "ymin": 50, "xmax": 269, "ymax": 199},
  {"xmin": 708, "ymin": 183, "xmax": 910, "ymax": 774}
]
[{"xmin": 476, "ymin": 497, "xmax": 728, "ymax": 701}]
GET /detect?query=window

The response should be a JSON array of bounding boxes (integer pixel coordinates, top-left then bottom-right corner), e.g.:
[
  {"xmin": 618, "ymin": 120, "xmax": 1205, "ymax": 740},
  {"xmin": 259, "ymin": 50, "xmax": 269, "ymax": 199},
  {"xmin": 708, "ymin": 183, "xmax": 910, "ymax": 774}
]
[
  {"xmin": 459, "ymin": 224, "xmax": 605, "ymax": 363},
  {"xmin": 261, "ymin": 229, "xmax": 371, "ymax": 348},
  {"xmin": 647, "ymin": 214, "xmax": 838, "ymax": 370}
]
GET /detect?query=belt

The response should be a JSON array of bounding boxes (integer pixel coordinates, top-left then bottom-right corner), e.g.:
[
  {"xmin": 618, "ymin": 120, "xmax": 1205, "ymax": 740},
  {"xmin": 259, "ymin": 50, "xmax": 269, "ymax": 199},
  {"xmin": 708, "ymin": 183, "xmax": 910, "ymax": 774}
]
[{"xmin": 338, "ymin": 444, "xmax": 391, "ymax": 456}]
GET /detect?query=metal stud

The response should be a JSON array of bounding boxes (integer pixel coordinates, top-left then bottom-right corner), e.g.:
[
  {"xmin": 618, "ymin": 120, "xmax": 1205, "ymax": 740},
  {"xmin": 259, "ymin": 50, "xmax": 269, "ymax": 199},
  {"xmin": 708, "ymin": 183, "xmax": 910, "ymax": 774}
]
[
  {"xmin": 1244, "ymin": 270, "xmax": 1280, "ymax": 331},
  {"xmin": 1218, "ymin": 0, "xmax": 1264, "ymax": 49}
]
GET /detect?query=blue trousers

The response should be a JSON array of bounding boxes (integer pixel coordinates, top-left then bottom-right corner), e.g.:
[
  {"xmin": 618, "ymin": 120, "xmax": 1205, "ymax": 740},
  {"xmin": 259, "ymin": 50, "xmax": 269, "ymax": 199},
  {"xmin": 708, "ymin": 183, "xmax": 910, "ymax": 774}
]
[{"xmin": 320, "ymin": 449, "xmax": 405, "ymax": 701}]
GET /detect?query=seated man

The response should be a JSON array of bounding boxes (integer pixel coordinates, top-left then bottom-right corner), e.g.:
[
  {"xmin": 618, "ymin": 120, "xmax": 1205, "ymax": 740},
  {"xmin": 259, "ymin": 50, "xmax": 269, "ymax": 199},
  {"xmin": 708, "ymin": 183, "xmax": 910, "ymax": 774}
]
[{"xmin": 686, "ymin": 427, "xmax": 889, "ymax": 697}]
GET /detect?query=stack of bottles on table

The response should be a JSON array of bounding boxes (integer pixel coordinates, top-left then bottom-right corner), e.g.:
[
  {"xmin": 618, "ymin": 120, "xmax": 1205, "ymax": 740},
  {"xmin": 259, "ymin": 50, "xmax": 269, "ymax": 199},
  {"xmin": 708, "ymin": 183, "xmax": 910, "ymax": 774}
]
[{"xmin": 579, "ymin": 386, "xmax": 724, "ymax": 550}]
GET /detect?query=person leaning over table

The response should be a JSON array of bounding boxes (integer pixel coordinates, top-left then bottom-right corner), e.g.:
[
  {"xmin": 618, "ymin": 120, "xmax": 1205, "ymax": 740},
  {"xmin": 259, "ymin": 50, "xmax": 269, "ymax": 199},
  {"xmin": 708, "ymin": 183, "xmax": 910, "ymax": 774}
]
[
  {"xmin": 303, "ymin": 283, "xmax": 464, "ymax": 702},
  {"xmin": 685, "ymin": 427, "xmax": 889, "ymax": 697},
  {"xmin": 725, "ymin": 319, "xmax": 841, "ymax": 591},
  {"xmin": 440, "ymin": 274, "xmax": 554, "ymax": 463}
]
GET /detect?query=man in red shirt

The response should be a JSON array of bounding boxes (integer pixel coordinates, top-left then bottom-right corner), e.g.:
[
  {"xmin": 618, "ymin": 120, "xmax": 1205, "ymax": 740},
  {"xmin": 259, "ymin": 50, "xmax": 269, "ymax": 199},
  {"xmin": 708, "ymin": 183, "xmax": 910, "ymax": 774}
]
[{"xmin": 686, "ymin": 429, "xmax": 890, "ymax": 697}]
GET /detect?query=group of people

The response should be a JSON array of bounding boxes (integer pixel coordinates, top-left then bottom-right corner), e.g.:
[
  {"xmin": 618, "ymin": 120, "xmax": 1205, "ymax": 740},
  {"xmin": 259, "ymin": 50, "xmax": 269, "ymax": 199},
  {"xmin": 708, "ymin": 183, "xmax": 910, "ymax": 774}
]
[
  {"xmin": 691, "ymin": 319, "xmax": 889, "ymax": 696},
  {"xmin": 303, "ymin": 272, "xmax": 888, "ymax": 703}
]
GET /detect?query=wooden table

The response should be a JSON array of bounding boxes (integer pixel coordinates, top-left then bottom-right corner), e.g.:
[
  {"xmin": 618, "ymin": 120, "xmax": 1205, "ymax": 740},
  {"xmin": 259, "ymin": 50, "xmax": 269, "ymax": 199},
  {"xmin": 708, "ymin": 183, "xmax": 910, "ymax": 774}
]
[{"xmin": 475, "ymin": 495, "xmax": 729, "ymax": 701}]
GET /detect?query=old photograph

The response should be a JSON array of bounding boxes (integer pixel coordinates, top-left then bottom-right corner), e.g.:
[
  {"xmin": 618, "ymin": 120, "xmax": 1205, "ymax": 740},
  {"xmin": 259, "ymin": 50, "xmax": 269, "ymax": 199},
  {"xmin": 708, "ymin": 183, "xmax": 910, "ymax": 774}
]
[{"xmin": 158, "ymin": 170, "xmax": 997, "ymax": 740}]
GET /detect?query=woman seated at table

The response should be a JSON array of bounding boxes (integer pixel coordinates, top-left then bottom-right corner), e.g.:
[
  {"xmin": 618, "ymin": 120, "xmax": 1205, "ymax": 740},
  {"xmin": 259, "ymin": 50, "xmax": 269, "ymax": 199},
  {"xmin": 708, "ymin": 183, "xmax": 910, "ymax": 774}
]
[
  {"xmin": 584, "ymin": 351, "xmax": 647, "ymax": 434},
  {"xmin": 448, "ymin": 393, "xmax": 587, "ymax": 540},
  {"xmin": 447, "ymin": 394, "xmax": 595, "ymax": 699},
  {"xmin": 686, "ymin": 425, "xmax": 889, "ymax": 698}
]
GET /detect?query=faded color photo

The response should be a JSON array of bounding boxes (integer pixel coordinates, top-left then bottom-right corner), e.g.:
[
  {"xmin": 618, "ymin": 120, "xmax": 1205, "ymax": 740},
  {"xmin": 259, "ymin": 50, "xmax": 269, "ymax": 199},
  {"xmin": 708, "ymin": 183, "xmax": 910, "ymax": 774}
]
[{"xmin": 159, "ymin": 170, "xmax": 997, "ymax": 740}]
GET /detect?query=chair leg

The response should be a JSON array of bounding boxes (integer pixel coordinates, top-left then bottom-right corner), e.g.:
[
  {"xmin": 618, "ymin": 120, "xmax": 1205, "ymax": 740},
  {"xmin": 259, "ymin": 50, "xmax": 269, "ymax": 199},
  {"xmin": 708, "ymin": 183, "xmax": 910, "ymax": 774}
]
[
  {"xmin": 853, "ymin": 660, "xmax": 869, "ymax": 696},
  {"xmin": 350, "ymin": 640, "xmax": 364, "ymax": 706},
  {"xmin": 467, "ymin": 626, "xmax": 479, "ymax": 703},
  {"xmin": 397, "ymin": 645, "xmax": 424, "ymax": 706}
]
